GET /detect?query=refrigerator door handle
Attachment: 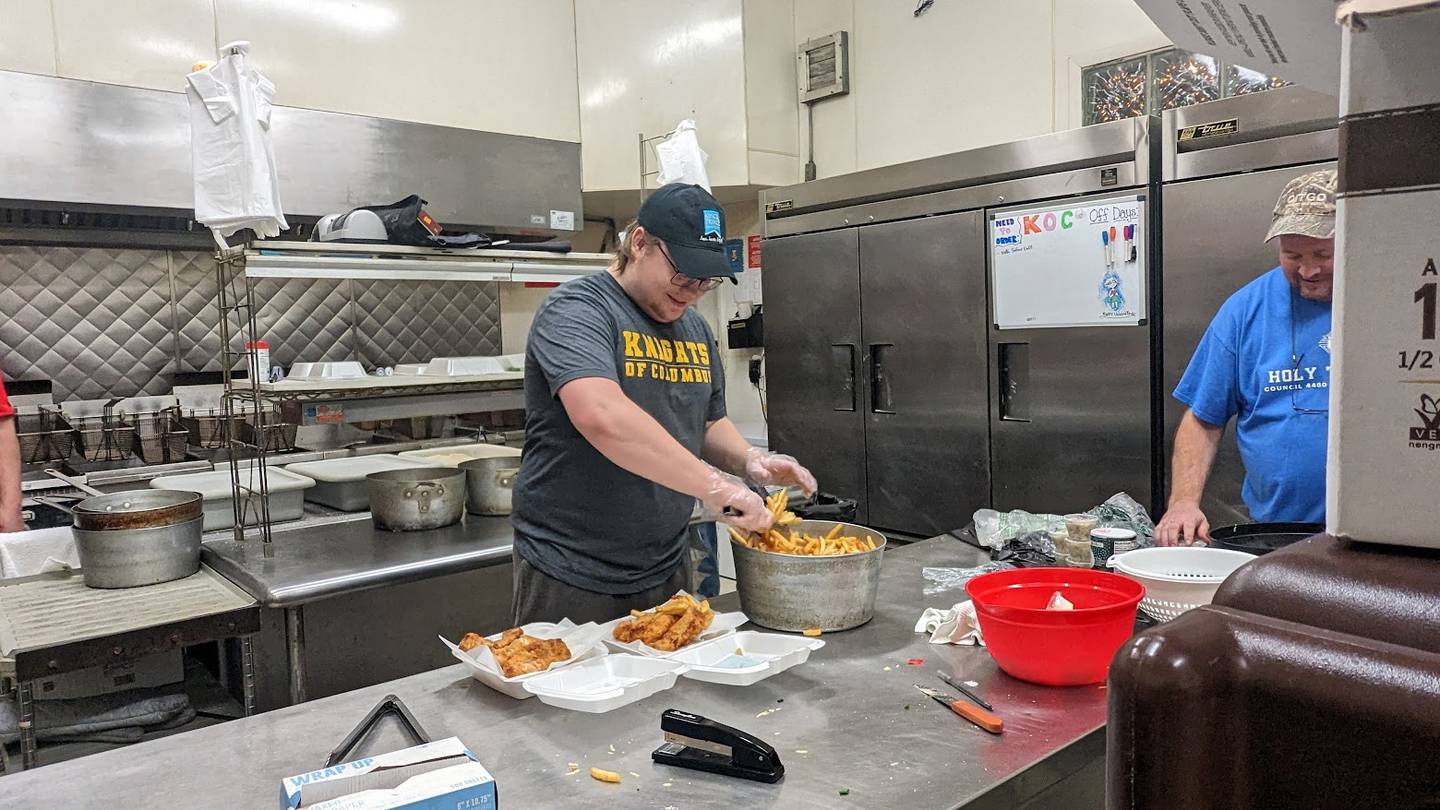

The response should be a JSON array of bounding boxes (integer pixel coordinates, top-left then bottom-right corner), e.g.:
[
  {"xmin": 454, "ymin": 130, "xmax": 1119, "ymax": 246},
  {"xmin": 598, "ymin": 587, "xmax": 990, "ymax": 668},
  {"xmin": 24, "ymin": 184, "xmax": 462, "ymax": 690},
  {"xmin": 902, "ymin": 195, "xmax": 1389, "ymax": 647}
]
[
  {"xmin": 870, "ymin": 343, "xmax": 896, "ymax": 414},
  {"xmin": 831, "ymin": 343, "xmax": 858, "ymax": 412},
  {"xmin": 997, "ymin": 342, "xmax": 1031, "ymax": 422}
]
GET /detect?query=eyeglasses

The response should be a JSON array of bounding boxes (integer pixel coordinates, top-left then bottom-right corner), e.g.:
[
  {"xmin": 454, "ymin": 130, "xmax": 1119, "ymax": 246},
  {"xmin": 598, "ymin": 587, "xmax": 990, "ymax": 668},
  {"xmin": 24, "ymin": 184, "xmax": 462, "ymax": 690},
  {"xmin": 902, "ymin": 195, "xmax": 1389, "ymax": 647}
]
[{"xmin": 657, "ymin": 243, "xmax": 723, "ymax": 292}]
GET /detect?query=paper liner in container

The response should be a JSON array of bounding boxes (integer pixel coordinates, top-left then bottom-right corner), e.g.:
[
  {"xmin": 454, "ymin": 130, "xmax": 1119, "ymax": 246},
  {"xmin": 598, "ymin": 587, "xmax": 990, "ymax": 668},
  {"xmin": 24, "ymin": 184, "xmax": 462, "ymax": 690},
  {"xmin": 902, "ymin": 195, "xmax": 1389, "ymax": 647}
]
[
  {"xmin": 522, "ymin": 654, "xmax": 688, "ymax": 713},
  {"xmin": 596, "ymin": 593, "xmax": 748, "ymax": 657},
  {"xmin": 439, "ymin": 620, "xmax": 606, "ymax": 699},
  {"xmin": 667, "ymin": 630, "xmax": 825, "ymax": 687}
]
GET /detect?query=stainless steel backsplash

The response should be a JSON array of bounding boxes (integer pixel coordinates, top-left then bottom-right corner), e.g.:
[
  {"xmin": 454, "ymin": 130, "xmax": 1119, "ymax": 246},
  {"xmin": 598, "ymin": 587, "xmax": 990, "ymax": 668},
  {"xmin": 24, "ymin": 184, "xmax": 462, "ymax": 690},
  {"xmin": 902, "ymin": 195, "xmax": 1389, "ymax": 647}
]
[{"xmin": 1, "ymin": 245, "xmax": 502, "ymax": 401}]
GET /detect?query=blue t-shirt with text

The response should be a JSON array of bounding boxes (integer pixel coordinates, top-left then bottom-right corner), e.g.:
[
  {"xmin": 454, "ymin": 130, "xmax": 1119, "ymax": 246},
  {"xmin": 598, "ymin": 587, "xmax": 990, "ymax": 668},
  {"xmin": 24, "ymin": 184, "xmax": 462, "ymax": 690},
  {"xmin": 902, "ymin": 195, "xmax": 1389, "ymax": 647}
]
[{"xmin": 1173, "ymin": 267, "xmax": 1331, "ymax": 523}]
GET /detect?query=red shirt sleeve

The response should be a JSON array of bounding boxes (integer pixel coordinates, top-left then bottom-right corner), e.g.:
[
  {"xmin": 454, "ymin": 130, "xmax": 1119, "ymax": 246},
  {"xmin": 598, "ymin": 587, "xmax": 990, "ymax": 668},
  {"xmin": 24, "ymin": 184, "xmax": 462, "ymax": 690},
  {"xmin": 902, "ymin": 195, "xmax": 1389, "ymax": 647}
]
[{"xmin": 0, "ymin": 375, "xmax": 14, "ymax": 419}]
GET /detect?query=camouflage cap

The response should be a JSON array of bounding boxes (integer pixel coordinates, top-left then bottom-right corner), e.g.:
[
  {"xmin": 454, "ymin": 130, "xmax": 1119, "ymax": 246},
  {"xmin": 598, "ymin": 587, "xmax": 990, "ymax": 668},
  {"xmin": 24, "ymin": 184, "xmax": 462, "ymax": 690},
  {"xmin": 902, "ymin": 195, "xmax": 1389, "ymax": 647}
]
[{"xmin": 1265, "ymin": 168, "xmax": 1337, "ymax": 242}]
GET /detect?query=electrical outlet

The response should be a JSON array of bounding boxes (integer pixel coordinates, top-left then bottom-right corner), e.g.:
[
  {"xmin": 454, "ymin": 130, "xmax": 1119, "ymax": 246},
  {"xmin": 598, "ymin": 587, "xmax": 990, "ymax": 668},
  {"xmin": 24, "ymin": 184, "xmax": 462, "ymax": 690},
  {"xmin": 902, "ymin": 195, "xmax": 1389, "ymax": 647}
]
[{"xmin": 748, "ymin": 356, "xmax": 764, "ymax": 386}]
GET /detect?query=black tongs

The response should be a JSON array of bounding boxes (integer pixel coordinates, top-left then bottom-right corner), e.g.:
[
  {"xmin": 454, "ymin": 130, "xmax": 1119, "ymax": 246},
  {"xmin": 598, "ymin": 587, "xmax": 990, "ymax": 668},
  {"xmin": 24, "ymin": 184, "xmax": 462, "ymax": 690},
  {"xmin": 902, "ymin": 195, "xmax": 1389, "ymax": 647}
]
[{"xmin": 652, "ymin": 709, "xmax": 784, "ymax": 783}]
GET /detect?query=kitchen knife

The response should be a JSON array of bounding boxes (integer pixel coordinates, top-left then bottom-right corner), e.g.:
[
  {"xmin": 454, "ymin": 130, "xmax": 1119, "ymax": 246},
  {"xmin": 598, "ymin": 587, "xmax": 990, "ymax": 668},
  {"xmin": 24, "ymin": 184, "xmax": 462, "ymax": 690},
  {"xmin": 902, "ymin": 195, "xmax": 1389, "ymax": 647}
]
[{"xmin": 914, "ymin": 684, "xmax": 1004, "ymax": 734}]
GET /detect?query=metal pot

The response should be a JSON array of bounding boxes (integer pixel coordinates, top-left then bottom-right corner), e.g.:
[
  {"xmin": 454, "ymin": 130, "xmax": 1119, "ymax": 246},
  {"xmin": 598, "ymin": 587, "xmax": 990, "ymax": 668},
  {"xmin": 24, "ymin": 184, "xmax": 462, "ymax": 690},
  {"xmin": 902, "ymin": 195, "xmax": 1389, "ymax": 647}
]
[
  {"xmin": 366, "ymin": 467, "xmax": 467, "ymax": 532},
  {"xmin": 730, "ymin": 520, "xmax": 887, "ymax": 632},
  {"xmin": 73, "ymin": 517, "xmax": 204, "ymax": 588},
  {"xmin": 460, "ymin": 457, "xmax": 521, "ymax": 516},
  {"xmin": 72, "ymin": 490, "xmax": 204, "ymax": 531}
]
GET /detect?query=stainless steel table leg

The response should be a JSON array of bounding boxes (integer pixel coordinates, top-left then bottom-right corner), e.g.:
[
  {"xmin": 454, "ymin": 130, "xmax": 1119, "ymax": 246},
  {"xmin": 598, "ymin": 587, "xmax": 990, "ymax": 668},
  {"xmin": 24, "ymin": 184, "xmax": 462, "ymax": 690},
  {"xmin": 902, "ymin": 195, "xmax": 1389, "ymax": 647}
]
[
  {"xmin": 286, "ymin": 606, "xmax": 307, "ymax": 705},
  {"xmin": 18, "ymin": 679, "xmax": 36, "ymax": 770},
  {"xmin": 241, "ymin": 634, "xmax": 257, "ymax": 717}
]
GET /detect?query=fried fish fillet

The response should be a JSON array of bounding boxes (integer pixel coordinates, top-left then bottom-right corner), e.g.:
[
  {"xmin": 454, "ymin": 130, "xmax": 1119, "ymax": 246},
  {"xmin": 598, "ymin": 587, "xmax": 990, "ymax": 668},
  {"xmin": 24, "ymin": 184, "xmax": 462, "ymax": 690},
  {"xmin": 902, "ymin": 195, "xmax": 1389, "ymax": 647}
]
[
  {"xmin": 493, "ymin": 635, "xmax": 571, "ymax": 678},
  {"xmin": 613, "ymin": 593, "xmax": 716, "ymax": 651},
  {"xmin": 457, "ymin": 627, "xmax": 571, "ymax": 677}
]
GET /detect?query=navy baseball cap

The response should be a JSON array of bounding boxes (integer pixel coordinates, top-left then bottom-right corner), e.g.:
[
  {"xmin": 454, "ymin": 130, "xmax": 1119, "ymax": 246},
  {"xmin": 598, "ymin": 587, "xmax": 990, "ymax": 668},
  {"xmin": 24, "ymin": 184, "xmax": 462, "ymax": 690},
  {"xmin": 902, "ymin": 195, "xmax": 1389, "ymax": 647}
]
[{"xmin": 636, "ymin": 183, "xmax": 735, "ymax": 282}]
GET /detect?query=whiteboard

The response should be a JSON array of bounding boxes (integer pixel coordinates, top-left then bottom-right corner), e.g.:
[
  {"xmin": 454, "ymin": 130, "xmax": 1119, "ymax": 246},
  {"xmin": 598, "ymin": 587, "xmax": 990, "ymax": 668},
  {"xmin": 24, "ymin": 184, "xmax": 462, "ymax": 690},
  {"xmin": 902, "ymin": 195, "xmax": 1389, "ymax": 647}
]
[{"xmin": 990, "ymin": 195, "xmax": 1147, "ymax": 329}]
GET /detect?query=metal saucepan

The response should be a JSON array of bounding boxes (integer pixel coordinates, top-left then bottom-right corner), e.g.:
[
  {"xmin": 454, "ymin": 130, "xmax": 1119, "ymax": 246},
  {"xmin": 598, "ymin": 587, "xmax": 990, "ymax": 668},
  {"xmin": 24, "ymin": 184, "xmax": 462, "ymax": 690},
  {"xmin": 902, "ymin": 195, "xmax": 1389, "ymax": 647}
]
[
  {"xmin": 730, "ymin": 519, "xmax": 887, "ymax": 632},
  {"xmin": 71, "ymin": 489, "xmax": 204, "ymax": 532},
  {"xmin": 1209, "ymin": 522, "xmax": 1323, "ymax": 555},
  {"xmin": 73, "ymin": 517, "xmax": 205, "ymax": 588},
  {"xmin": 460, "ymin": 456, "xmax": 521, "ymax": 516},
  {"xmin": 366, "ymin": 467, "xmax": 467, "ymax": 532}
]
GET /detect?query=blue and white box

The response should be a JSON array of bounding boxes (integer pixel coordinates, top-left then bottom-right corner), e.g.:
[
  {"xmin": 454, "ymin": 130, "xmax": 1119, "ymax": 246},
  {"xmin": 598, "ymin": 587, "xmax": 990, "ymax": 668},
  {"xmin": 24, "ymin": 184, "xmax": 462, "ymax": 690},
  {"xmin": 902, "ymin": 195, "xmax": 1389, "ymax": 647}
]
[{"xmin": 280, "ymin": 737, "xmax": 496, "ymax": 809}]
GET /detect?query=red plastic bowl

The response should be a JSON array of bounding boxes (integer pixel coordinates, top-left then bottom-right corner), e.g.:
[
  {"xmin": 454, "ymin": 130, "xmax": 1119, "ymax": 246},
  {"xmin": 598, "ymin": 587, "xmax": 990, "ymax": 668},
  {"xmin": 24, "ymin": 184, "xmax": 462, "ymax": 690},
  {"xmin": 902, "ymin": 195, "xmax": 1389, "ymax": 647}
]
[{"xmin": 965, "ymin": 567, "xmax": 1144, "ymax": 686}]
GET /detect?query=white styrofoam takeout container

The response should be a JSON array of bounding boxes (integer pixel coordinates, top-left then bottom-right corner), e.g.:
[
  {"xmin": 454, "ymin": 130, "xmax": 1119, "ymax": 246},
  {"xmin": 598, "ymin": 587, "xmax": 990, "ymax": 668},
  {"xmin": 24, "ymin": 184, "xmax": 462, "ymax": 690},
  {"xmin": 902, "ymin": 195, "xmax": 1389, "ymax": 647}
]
[
  {"xmin": 439, "ymin": 621, "xmax": 607, "ymax": 700},
  {"xmin": 287, "ymin": 361, "xmax": 366, "ymax": 381},
  {"xmin": 522, "ymin": 654, "xmax": 688, "ymax": 713},
  {"xmin": 666, "ymin": 630, "xmax": 825, "ymax": 686},
  {"xmin": 150, "ymin": 467, "xmax": 315, "ymax": 531},
  {"xmin": 284, "ymin": 454, "xmax": 430, "ymax": 511},
  {"xmin": 422, "ymin": 356, "xmax": 507, "ymax": 376},
  {"xmin": 397, "ymin": 443, "xmax": 521, "ymax": 467}
]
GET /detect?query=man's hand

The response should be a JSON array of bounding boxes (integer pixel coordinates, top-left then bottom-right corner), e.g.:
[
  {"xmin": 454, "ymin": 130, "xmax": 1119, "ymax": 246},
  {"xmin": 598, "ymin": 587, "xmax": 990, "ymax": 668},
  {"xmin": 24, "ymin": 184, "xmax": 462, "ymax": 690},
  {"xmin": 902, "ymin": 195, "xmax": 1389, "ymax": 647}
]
[
  {"xmin": 1156, "ymin": 501, "xmax": 1210, "ymax": 546},
  {"xmin": 700, "ymin": 467, "xmax": 775, "ymax": 534},
  {"xmin": 743, "ymin": 448, "xmax": 818, "ymax": 496}
]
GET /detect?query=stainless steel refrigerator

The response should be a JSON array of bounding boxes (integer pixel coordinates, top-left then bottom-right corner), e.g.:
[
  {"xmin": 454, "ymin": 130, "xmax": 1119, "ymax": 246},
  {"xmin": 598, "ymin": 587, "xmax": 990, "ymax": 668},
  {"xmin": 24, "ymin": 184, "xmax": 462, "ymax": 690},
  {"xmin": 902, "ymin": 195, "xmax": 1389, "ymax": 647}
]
[
  {"xmin": 761, "ymin": 118, "xmax": 1157, "ymax": 534},
  {"xmin": 1158, "ymin": 87, "xmax": 1338, "ymax": 525}
]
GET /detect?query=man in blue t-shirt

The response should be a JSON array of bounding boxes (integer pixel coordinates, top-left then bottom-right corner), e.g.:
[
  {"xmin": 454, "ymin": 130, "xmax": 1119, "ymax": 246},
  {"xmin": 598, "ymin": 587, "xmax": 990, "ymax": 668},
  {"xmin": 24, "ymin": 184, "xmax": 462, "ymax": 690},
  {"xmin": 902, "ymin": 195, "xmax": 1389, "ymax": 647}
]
[{"xmin": 1157, "ymin": 169, "xmax": 1337, "ymax": 546}]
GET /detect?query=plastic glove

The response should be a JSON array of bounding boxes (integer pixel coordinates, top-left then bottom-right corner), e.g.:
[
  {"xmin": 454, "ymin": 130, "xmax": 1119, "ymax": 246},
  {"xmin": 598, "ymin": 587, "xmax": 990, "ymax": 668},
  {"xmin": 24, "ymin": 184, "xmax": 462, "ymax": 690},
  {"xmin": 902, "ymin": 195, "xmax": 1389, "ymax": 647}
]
[
  {"xmin": 743, "ymin": 447, "xmax": 817, "ymax": 496},
  {"xmin": 700, "ymin": 467, "xmax": 774, "ymax": 534}
]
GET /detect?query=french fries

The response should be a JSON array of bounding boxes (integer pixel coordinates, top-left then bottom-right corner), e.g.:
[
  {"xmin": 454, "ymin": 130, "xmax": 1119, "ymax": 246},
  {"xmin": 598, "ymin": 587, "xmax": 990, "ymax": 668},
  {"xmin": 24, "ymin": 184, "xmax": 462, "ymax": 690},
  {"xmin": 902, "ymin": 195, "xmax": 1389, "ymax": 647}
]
[
  {"xmin": 589, "ymin": 767, "xmax": 622, "ymax": 784},
  {"xmin": 727, "ymin": 489, "xmax": 879, "ymax": 557}
]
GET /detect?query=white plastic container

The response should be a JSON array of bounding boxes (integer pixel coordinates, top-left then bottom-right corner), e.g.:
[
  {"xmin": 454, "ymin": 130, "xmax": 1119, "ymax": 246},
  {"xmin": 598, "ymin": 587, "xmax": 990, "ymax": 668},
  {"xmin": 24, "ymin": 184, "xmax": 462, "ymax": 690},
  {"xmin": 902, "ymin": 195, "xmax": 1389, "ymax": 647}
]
[
  {"xmin": 398, "ymin": 443, "xmax": 521, "ymax": 468},
  {"xmin": 1107, "ymin": 546, "xmax": 1258, "ymax": 622},
  {"xmin": 150, "ymin": 468, "xmax": 316, "ymax": 531},
  {"xmin": 284, "ymin": 455, "xmax": 430, "ymax": 511},
  {"xmin": 439, "ymin": 621, "xmax": 608, "ymax": 700},
  {"xmin": 522, "ymin": 654, "xmax": 688, "ymax": 713},
  {"xmin": 597, "ymin": 608, "xmax": 748, "ymax": 658},
  {"xmin": 666, "ymin": 630, "xmax": 824, "ymax": 686},
  {"xmin": 422, "ymin": 356, "xmax": 507, "ymax": 376},
  {"xmin": 287, "ymin": 361, "xmax": 366, "ymax": 381},
  {"xmin": 394, "ymin": 363, "xmax": 428, "ymax": 376}
]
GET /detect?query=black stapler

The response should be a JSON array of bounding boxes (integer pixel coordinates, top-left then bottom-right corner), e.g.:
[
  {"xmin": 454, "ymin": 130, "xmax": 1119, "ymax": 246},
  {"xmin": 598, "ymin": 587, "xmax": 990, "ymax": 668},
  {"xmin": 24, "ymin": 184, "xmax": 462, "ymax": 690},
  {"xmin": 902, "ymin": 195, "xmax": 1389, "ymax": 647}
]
[{"xmin": 652, "ymin": 709, "xmax": 784, "ymax": 783}]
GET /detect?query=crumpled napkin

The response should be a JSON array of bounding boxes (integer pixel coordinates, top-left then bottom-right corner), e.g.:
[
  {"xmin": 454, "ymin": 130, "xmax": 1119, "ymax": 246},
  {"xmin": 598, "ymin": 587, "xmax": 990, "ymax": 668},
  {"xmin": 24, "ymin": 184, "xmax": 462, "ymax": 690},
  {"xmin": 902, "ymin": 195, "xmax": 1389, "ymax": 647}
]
[{"xmin": 914, "ymin": 601, "xmax": 985, "ymax": 646}]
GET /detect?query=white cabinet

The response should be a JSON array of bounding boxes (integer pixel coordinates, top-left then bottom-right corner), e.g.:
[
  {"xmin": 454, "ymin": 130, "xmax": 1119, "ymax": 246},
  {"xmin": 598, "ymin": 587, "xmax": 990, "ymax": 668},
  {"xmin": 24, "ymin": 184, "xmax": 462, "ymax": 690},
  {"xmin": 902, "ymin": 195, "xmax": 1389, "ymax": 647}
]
[{"xmin": 576, "ymin": 0, "xmax": 800, "ymax": 192}]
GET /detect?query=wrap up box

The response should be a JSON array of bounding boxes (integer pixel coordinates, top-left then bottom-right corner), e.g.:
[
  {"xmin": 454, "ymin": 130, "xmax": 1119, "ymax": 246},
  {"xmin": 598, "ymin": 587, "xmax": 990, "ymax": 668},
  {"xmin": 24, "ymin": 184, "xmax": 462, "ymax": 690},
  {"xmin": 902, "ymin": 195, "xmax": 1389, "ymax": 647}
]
[
  {"xmin": 280, "ymin": 737, "xmax": 496, "ymax": 809},
  {"xmin": 1327, "ymin": 1, "xmax": 1440, "ymax": 549}
]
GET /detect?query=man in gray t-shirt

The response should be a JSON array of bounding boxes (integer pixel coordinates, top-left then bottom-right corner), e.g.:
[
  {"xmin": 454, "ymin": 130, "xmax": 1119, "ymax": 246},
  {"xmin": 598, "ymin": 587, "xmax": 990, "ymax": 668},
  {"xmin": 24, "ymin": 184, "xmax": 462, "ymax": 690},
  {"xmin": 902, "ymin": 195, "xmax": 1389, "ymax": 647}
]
[{"xmin": 511, "ymin": 184, "xmax": 817, "ymax": 625}]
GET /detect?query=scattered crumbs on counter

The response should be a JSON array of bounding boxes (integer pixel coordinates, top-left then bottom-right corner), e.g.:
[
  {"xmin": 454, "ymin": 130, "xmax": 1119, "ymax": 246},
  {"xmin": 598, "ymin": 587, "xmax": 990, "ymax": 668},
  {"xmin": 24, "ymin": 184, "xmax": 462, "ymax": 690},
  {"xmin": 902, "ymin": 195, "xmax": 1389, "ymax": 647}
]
[
  {"xmin": 964, "ymin": 680, "xmax": 979, "ymax": 688},
  {"xmin": 904, "ymin": 704, "xmax": 911, "ymax": 710},
  {"xmin": 883, "ymin": 666, "xmax": 892, "ymax": 672},
  {"xmin": 629, "ymin": 772, "xmax": 641, "ymax": 778},
  {"xmin": 777, "ymin": 698, "xmax": 784, "ymax": 703},
  {"xmin": 608, "ymin": 744, "xmax": 616, "ymax": 754},
  {"xmin": 795, "ymin": 750, "xmax": 809, "ymax": 755},
  {"xmin": 756, "ymin": 707, "xmax": 782, "ymax": 719},
  {"xmin": 839, "ymin": 788, "xmax": 851, "ymax": 796},
  {"xmin": 665, "ymin": 806, "xmax": 680, "ymax": 810},
  {"xmin": 663, "ymin": 783, "xmax": 673, "ymax": 788},
  {"xmin": 907, "ymin": 658, "xmax": 924, "ymax": 666}
]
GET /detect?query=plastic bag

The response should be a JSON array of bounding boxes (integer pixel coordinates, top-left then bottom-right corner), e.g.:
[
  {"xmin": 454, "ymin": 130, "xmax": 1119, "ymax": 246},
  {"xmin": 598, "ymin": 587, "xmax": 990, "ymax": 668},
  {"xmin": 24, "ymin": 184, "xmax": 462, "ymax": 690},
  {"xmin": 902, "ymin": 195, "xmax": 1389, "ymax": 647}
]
[
  {"xmin": 655, "ymin": 119, "xmax": 712, "ymax": 191},
  {"xmin": 1090, "ymin": 491, "xmax": 1156, "ymax": 548},
  {"xmin": 972, "ymin": 508, "xmax": 1065, "ymax": 550},
  {"xmin": 922, "ymin": 562, "xmax": 1015, "ymax": 596}
]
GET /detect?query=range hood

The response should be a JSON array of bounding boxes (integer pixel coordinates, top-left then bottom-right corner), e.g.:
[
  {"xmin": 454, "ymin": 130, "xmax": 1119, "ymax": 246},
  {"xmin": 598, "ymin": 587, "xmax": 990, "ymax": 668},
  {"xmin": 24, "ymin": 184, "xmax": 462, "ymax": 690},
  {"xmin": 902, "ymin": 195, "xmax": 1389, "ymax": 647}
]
[{"xmin": 0, "ymin": 70, "xmax": 582, "ymax": 234}]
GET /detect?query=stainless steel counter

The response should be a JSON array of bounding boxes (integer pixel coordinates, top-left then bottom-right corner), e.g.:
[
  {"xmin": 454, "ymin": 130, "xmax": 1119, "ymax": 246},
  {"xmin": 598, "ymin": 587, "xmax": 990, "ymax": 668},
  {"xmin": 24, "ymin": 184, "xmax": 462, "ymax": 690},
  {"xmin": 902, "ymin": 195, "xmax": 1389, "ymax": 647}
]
[
  {"xmin": 0, "ymin": 537, "xmax": 1109, "ymax": 807},
  {"xmin": 201, "ymin": 513, "xmax": 515, "ymax": 609}
]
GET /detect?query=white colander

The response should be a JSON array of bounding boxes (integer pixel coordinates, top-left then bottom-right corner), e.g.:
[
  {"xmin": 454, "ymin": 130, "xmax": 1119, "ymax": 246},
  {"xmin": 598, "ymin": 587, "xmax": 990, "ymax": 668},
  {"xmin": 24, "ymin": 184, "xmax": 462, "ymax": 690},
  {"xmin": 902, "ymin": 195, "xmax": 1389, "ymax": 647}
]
[{"xmin": 1106, "ymin": 547, "xmax": 1259, "ymax": 622}]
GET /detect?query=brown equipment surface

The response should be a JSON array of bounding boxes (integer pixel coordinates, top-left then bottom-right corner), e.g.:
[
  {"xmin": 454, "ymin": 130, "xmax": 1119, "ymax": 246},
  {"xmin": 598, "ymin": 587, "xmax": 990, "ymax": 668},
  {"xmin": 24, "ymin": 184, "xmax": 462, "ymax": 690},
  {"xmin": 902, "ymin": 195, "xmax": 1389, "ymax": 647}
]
[{"xmin": 1107, "ymin": 534, "xmax": 1440, "ymax": 809}]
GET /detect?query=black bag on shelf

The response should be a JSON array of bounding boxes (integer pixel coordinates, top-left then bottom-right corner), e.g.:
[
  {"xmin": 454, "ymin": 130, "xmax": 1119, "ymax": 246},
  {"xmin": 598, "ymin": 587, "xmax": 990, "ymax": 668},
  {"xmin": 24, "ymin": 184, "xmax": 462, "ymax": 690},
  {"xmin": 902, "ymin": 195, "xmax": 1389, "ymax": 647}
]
[{"xmin": 793, "ymin": 492, "xmax": 858, "ymax": 523}]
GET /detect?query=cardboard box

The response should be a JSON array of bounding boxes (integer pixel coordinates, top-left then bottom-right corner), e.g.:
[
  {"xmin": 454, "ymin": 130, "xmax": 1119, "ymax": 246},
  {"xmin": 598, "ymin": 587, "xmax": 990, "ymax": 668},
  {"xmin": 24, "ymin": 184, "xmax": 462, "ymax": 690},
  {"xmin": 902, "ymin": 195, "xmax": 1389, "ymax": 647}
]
[
  {"xmin": 280, "ymin": 737, "xmax": 496, "ymax": 810},
  {"xmin": 1327, "ymin": 2, "xmax": 1440, "ymax": 548},
  {"xmin": 34, "ymin": 650, "xmax": 183, "ymax": 701}
]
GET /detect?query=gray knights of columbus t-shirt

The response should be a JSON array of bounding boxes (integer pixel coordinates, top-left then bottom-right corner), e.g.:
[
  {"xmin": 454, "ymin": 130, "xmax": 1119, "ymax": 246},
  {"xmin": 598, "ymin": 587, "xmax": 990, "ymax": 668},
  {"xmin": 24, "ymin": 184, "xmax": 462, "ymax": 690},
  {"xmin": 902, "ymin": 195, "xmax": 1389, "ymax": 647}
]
[{"xmin": 511, "ymin": 272, "xmax": 726, "ymax": 595}]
